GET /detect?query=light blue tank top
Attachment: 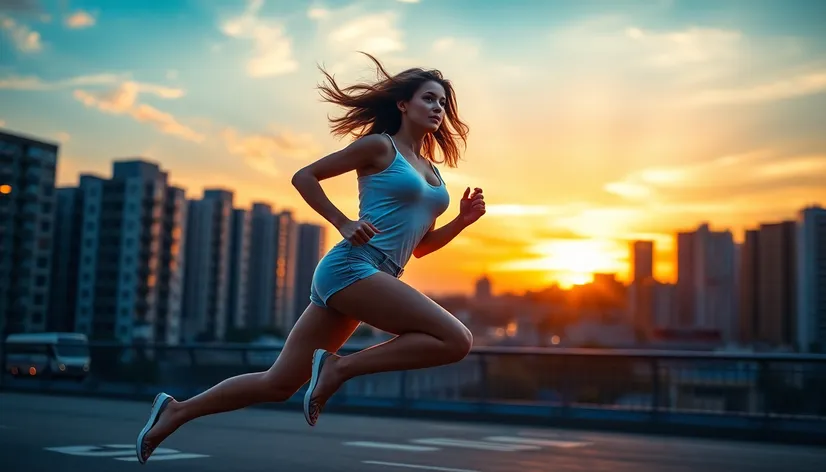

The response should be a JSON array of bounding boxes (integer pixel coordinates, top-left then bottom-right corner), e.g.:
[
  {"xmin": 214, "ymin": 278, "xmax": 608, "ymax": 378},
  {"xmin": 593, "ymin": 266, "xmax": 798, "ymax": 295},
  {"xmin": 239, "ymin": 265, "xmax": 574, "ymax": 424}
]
[{"xmin": 355, "ymin": 133, "xmax": 450, "ymax": 269}]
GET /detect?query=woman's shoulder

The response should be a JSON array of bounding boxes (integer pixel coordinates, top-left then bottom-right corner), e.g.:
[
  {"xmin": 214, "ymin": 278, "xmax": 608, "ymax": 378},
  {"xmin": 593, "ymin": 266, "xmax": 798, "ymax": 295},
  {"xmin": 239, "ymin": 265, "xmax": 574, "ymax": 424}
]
[{"xmin": 352, "ymin": 133, "xmax": 394, "ymax": 155}]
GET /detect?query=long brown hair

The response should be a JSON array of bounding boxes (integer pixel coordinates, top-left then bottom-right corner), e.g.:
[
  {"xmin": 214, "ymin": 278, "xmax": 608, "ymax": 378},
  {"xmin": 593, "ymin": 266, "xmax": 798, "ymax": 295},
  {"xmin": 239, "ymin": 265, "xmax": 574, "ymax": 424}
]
[{"xmin": 317, "ymin": 52, "xmax": 469, "ymax": 167}]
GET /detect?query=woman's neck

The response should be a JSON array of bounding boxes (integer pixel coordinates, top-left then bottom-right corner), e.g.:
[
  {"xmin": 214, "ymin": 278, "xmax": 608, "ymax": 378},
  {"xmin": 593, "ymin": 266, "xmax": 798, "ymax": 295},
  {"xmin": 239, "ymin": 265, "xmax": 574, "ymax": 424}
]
[{"xmin": 394, "ymin": 122, "xmax": 427, "ymax": 158}]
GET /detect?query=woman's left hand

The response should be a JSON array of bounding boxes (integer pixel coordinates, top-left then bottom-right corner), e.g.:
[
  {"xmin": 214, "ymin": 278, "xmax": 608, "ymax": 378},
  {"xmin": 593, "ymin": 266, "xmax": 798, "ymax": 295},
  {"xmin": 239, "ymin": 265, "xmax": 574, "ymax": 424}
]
[{"xmin": 459, "ymin": 187, "xmax": 486, "ymax": 226}]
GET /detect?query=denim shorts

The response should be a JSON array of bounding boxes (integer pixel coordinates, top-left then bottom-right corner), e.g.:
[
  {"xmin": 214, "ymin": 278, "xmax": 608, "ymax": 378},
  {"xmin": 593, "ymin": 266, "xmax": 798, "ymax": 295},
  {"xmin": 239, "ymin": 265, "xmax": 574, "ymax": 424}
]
[{"xmin": 309, "ymin": 240, "xmax": 405, "ymax": 307}]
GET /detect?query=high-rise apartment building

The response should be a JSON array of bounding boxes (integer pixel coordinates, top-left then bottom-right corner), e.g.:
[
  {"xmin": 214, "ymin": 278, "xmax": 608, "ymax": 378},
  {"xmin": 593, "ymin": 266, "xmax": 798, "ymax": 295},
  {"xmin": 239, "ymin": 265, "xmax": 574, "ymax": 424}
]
[
  {"xmin": 155, "ymin": 185, "xmax": 188, "ymax": 345},
  {"xmin": 293, "ymin": 223, "xmax": 326, "ymax": 323},
  {"xmin": 675, "ymin": 223, "xmax": 737, "ymax": 343},
  {"xmin": 227, "ymin": 208, "xmax": 250, "ymax": 331},
  {"xmin": 739, "ymin": 222, "xmax": 797, "ymax": 348},
  {"xmin": 797, "ymin": 205, "xmax": 826, "ymax": 352},
  {"xmin": 274, "ymin": 210, "xmax": 298, "ymax": 332},
  {"xmin": 630, "ymin": 240, "xmax": 656, "ymax": 339},
  {"xmin": 246, "ymin": 202, "xmax": 277, "ymax": 330},
  {"xmin": 73, "ymin": 160, "xmax": 185, "ymax": 343},
  {"xmin": 632, "ymin": 240, "xmax": 654, "ymax": 283},
  {"xmin": 182, "ymin": 189, "xmax": 234, "ymax": 342},
  {"xmin": 49, "ymin": 187, "xmax": 83, "ymax": 332},
  {"xmin": 0, "ymin": 130, "xmax": 58, "ymax": 334}
]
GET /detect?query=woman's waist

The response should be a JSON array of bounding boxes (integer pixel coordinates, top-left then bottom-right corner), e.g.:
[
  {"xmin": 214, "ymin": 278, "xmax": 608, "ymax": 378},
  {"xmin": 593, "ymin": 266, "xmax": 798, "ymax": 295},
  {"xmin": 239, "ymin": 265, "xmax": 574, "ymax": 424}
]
[{"xmin": 335, "ymin": 240, "xmax": 406, "ymax": 277}]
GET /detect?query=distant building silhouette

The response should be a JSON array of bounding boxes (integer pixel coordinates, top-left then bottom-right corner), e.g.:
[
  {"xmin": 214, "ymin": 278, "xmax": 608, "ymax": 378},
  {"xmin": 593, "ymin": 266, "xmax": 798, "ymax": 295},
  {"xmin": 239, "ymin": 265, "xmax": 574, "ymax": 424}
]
[
  {"xmin": 630, "ymin": 240, "xmax": 657, "ymax": 341},
  {"xmin": 739, "ymin": 221, "xmax": 797, "ymax": 349},
  {"xmin": 182, "ymin": 189, "xmax": 234, "ymax": 342},
  {"xmin": 242, "ymin": 203, "xmax": 296, "ymax": 334},
  {"xmin": 227, "ymin": 208, "xmax": 251, "ymax": 330},
  {"xmin": 475, "ymin": 274, "xmax": 492, "ymax": 300},
  {"xmin": 797, "ymin": 205, "xmax": 826, "ymax": 352},
  {"xmin": 71, "ymin": 160, "xmax": 186, "ymax": 343},
  {"xmin": 274, "ymin": 211, "xmax": 298, "ymax": 333},
  {"xmin": 0, "ymin": 129, "xmax": 59, "ymax": 334},
  {"xmin": 156, "ymin": 185, "xmax": 188, "ymax": 345},
  {"xmin": 292, "ymin": 223, "xmax": 326, "ymax": 325},
  {"xmin": 632, "ymin": 240, "xmax": 654, "ymax": 283},
  {"xmin": 50, "ymin": 187, "xmax": 83, "ymax": 332},
  {"xmin": 676, "ymin": 223, "xmax": 737, "ymax": 344}
]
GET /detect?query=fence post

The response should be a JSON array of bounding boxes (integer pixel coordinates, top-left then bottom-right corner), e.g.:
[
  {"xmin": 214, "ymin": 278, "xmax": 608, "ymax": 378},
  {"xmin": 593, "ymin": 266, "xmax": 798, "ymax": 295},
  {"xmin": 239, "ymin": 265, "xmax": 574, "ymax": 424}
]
[
  {"xmin": 399, "ymin": 370, "xmax": 408, "ymax": 411},
  {"xmin": 478, "ymin": 353, "xmax": 488, "ymax": 413},
  {"xmin": 651, "ymin": 357, "xmax": 660, "ymax": 422}
]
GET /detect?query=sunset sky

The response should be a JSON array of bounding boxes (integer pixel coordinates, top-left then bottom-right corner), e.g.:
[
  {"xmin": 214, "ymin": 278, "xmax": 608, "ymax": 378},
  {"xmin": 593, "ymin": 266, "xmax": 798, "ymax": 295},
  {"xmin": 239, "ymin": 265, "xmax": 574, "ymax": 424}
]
[{"xmin": 2, "ymin": 0, "xmax": 825, "ymax": 296}]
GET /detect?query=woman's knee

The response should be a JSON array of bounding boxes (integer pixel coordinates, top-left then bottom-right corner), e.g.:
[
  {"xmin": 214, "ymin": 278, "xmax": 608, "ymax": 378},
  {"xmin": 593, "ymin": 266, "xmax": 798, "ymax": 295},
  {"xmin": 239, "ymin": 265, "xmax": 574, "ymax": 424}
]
[{"xmin": 443, "ymin": 324, "xmax": 473, "ymax": 362}]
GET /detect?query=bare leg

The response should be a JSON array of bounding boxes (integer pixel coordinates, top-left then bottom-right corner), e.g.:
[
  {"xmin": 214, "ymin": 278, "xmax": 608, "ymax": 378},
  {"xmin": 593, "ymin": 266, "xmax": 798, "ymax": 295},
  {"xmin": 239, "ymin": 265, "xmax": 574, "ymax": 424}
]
[
  {"xmin": 309, "ymin": 272, "xmax": 473, "ymax": 409},
  {"xmin": 141, "ymin": 304, "xmax": 360, "ymax": 452}
]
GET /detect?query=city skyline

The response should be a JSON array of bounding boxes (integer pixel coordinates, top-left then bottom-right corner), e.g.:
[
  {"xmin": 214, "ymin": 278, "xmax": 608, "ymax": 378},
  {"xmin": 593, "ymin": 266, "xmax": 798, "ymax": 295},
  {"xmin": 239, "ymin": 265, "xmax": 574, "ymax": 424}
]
[
  {"xmin": 3, "ymin": 128, "xmax": 824, "ymax": 352},
  {"xmin": 2, "ymin": 0, "xmax": 825, "ymax": 295}
]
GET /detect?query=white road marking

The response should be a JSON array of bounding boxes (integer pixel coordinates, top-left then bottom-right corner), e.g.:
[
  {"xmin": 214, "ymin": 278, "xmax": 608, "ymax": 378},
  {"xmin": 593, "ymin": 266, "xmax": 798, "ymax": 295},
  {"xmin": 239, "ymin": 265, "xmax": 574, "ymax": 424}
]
[
  {"xmin": 45, "ymin": 444, "xmax": 207, "ymax": 461},
  {"xmin": 45, "ymin": 445, "xmax": 157, "ymax": 457},
  {"xmin": 411, "ymin": 438, "xmax": 539, "ymax": 452},
  {"xmin": 363, "ymin": 460, "xmax": 480, "ymax": 472},
  {"xmin": 485, "ymin": 436, "xmax": 592, "ymax": 448},
  {"xmin": 344, "ymin": 441, "xmax": 439, "ymax": 452},
  {"xmin": 117, "ymin": 453, "xmax": 209, "ymax": 462}
]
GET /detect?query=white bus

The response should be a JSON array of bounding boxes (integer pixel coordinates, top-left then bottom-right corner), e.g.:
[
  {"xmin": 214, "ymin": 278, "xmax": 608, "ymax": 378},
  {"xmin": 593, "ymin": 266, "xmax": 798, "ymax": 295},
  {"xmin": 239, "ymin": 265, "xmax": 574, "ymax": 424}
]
[{"xmin": 4, "ymin": 332, "xmax": 91, "ymax": 380}]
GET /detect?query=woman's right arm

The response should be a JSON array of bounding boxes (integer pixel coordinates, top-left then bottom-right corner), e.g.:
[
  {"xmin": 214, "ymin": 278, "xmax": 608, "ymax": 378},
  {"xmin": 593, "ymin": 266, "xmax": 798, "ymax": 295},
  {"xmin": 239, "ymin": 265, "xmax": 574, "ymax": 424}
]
[{"xmin": 291, "ymin": 134, "xmax": 389, "ymax": 244}]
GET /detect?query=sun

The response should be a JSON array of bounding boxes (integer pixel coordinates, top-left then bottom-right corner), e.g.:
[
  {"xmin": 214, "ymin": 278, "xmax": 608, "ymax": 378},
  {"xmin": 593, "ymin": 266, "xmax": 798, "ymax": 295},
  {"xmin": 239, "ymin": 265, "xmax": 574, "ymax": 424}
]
[
  {"xmin": 496, "ymin": 238, "xmax": 627, "ymax": 288},
  {"xmin": 555, "ymin": 271, "xmax": 593, "ymax": 289}
]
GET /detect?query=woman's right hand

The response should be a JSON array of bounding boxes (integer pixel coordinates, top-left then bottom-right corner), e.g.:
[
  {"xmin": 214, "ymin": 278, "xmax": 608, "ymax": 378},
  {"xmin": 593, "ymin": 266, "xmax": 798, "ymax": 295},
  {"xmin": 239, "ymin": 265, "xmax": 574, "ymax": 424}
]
[{"xmin": 338, "ymin": 219, "xmax": 381, "ymax": 246}]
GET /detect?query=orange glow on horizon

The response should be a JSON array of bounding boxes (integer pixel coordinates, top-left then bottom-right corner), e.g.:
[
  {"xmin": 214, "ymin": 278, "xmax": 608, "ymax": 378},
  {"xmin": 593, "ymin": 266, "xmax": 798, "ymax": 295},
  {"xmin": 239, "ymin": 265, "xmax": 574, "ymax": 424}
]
[{"xmin": 490, "ymin": 238, "xmax": 631, "ymax": 290}]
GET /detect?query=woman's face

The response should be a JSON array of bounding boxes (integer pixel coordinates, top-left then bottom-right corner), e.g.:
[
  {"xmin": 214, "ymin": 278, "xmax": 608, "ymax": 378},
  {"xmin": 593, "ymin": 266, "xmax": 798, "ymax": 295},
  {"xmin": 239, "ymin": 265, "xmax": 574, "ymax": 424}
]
[{"xmin": 401, "ymin": 80, "xmax": 447, "ymax": 133}]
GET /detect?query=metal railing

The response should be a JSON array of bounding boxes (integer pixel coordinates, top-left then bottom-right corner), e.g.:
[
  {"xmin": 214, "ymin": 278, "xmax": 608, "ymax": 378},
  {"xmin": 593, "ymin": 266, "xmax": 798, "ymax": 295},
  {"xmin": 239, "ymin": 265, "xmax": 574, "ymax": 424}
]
[{"xmin": 3, "ymin": 341, "xmax": 826, "ymax": 442}]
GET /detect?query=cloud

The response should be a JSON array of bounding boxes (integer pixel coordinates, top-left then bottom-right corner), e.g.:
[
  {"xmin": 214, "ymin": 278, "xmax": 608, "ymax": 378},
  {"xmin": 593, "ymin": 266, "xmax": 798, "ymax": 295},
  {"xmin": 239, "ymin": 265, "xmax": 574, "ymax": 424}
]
[
  {"xmin": 73, "ymin": 81, "xmax": 184, "ymax": 112},
  {"xmin": 0, "ymin": 15, "xmax": 41, "ymax": 52},
  {"xmin": 0, "ymin": 73, "xmax": 122, "ymax": 90},
  {"xmin": 432, "ymin": 37, "xmax": 479, "ymax": 59},
  {"xmin": 307, "ymin": 4, "xmax": 406, "ymax": 78},
  {"xmin": 74, "ymin": 81, "xmax": 204, "ymax": 143},
  {"xmin": 222, "ymin": 126, "xmax": 322, "ymax": 176},
  {"xmin": 604, "ymin": 150, "xmax": 826, "ymax": 231},
  {"xmin": 687, "ymin": 70, "xmax": 826, "ymax": 107},
  {"xmin": 397, "ymin": 0, "xmax": 419, "ymax": 3},
  {"xmin": 326, "ymin": 12, "xmax": 404, "ymax": 56},
  {"xmin": 64, "ymin": 10, "xmax": 95, "ymax": 29},
  {"xmin": 307, "ymin": 7, "xmax": 328, "ymax": 20},
  {"xmin": 220, "ymin": 0, "xmax": 298, "ymax": 78},
  {"xmin": 606, "ymin": 149, "xmax": 826, "ymax": 200},
  {"xmin": 624, "ymin": 26, "xmax": 742, "ymax": 69}
]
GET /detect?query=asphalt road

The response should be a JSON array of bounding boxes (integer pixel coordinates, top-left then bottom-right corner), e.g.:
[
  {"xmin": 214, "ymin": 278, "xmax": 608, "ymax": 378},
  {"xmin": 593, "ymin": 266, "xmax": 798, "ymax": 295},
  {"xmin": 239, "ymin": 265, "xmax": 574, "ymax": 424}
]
[{"xmin": 1, "ymin": 392, "xmax": 824, "ymax": 472}]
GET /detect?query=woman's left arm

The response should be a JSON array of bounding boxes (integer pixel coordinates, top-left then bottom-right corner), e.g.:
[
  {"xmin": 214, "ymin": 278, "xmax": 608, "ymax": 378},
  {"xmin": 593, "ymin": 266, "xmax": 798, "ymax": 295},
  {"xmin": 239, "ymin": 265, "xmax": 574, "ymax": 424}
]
[{"xmin": 413, "ymin": 187, "xmax": 485, "ymax": 258}]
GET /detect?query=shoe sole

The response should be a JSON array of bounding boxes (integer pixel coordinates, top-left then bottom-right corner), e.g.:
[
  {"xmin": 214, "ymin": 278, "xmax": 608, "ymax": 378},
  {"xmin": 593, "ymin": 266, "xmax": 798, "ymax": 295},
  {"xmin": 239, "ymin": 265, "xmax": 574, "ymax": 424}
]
[
  {"xmin": 135, "ymin": 392, "xmax": 172, "ymax": 464},
  {"xmin": 303, "ymin": 349, "xmax": 326, "ymax": 426}
]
